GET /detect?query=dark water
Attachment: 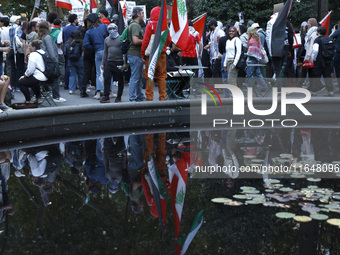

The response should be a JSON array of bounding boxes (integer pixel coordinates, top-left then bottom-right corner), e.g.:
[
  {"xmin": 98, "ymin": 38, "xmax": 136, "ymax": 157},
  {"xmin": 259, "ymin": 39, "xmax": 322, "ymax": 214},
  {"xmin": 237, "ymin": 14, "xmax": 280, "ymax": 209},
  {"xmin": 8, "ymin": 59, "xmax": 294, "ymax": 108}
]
[{"xmin": 0, "ymin": 129, "xmax": 339, "ymax": 255}]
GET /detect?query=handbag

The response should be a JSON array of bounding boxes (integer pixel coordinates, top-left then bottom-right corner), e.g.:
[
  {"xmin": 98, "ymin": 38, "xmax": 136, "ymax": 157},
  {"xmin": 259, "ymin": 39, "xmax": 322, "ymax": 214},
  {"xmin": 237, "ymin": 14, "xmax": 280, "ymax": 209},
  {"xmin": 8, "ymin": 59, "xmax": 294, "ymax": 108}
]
[
  {"xmin": 145, "ymin": 34, "xmax": 155, "ymax": 56},
  {"xmin": 302, "ymin": 60, "xmax": 313, "ymax": 69},
  {"xmin": 260, "ymin": 46, "xmax": 269, "ymax": 64},
  {"xmin": 234, "ymin": 39, "xmax": 246, "ymax": 70},
  {"xmin": 145, "ymin": 21, "xmax": 155, "ymax": 57}
]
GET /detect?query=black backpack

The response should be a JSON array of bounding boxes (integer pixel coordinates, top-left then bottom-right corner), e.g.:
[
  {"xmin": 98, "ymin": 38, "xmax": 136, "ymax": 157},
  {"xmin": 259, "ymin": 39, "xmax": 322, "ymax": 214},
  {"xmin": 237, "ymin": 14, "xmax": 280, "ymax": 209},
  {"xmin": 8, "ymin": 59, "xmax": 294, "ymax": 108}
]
[
  {"xmin": 120, "ymin": 26, "xmax": 131, "ymax": 54},
  {"xmin": 66, "ymin": 42, "xmax": 82, "ymax": 61},
  {"xmin": 36, "ymin": 51, "xmax": 60, "ymax": 81},
  {"xmin": 320, "ymin": 36, "xmax": 335, "ymax": 61}
]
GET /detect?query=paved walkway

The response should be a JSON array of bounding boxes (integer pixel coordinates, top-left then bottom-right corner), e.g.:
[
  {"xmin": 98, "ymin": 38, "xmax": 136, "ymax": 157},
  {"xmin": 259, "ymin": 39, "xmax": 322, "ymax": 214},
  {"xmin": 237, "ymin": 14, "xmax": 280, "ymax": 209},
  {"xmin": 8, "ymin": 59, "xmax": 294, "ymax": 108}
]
[{"xmin": 11, "ymin": 83, "xmax": 163, "ymax": 108}]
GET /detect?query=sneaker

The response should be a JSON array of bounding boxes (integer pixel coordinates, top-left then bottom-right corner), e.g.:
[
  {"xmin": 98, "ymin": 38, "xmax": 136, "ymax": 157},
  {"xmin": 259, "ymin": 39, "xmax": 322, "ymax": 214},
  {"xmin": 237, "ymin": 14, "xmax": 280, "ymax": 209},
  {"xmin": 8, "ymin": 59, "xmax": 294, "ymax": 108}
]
[
  {"xmin": 14, "ymin": 170, "xmax": 25, "ymax": 177},
  {"xmin": 129, "ymin": 99, "xmax": 137, "ymax": 102},
  {"xmin": 0, "ymin": 109, "xmax": 3, "ymax": 113},
  {"xmin": 136, "ymin": 97, "xmax": 146, "ymax": 102},
  {"xmin": 93, "ymin": 91, "xmax": 101, "ymax": 100},
  {"xmin": 80, "ymin": 92, "xmax": 89, "ymax": 98},
  {"xmin": 109, "ymin": 92, "xmax": 117, "ymax": 98},
  {"xmin": 326, "ymin": 91, "xmax": 334, "ymax": 97},
  {"xmin": 0, "ymin": 103, "xmax": 13, "ymax": 111},
  {"xmin": 115, "ymin": 98, "xmax": 122, "ymax": 103},
  {"xmin": 53, "ymin": 97, "xmax": 67, "ymax": 103},
  {"xmin": 34, "ymin": 98, "xmax": 43, "ymax": 104},
  {"xmin": 69, "ymin": 90, "xmax": 75, "ymax": 94},
  {"xmin": 100, "ymin": 96, "xmax": 110, "ymax": 103}
]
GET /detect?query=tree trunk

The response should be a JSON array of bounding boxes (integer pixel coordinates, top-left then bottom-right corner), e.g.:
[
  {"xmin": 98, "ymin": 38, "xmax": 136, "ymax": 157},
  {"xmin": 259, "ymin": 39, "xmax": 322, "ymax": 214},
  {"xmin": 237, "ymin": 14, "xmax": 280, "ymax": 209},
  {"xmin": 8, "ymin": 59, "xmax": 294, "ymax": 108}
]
[{"xmin": 46, "ymin": 0, "xmax": 65, "ymax": 19}]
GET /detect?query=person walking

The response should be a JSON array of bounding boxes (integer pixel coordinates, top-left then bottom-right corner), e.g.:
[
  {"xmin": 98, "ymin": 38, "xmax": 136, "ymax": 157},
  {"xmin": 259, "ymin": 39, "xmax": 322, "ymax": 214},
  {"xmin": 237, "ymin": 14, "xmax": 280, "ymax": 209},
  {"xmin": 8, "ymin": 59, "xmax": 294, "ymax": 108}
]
[
  {"xmin": 83, "ymin": 13, "xmax": 108, "ymax": 100},
  {"xmin": 100, "ymin": 23, "xmax": 125, "ymax": 103}
]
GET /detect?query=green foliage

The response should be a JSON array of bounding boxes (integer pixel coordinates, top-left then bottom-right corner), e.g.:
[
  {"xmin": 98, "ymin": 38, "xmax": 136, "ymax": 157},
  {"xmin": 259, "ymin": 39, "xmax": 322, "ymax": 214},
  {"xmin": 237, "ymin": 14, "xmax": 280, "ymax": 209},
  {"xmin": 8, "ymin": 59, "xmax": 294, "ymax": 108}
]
[{"xmin": 2, "ymin": 0, "xmax": 48, "ymax": 19}]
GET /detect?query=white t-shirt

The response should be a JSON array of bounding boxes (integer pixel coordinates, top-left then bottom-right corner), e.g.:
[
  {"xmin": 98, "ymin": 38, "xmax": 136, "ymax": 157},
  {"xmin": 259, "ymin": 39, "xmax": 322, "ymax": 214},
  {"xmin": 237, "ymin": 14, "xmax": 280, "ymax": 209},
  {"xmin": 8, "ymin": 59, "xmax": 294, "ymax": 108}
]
[
  {"xmin": 56, "ymin": 30, "xmax": 63, "ymax": 55},
  {"xmin": 25, "ymin": 49, "xmax": 48, "ymax": 81}
]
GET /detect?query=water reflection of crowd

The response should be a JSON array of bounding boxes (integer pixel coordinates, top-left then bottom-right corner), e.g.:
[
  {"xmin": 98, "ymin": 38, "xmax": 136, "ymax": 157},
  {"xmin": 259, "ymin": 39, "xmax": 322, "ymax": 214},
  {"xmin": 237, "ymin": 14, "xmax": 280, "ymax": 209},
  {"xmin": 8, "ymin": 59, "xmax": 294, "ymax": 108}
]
[{"xmin": 0, "ymin": 132, "xmax": 195, "ymax": 225}]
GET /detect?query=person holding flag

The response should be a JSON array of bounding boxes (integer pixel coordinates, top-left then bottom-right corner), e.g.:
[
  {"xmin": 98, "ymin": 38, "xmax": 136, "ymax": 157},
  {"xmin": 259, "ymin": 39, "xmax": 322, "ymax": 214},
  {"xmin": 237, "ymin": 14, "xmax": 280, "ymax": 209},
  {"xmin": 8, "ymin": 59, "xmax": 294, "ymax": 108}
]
[
  {"xmin": 330, "ymin": 24, "xmax": 340, "ymax": 82},
  {"xmin": 141, "ymin": 6, "xmax": 171, "ymax": 101}
]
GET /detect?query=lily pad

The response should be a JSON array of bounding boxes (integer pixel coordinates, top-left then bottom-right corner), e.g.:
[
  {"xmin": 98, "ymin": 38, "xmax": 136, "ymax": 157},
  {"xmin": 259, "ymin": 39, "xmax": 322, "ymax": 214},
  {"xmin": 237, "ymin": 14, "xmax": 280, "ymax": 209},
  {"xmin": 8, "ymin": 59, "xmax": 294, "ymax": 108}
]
[
  {"xmin": 265, "ymin": 189, "xmax": 274, "ymax": 193},
  {"xmin": 333, "ymin": 196, "xmax": 340, "ymax": 200},
  {"xmin": 280, "ymin": 187, "xmax": 294, "ymax": 192},
  {"xmin": 310, "ymin": 214, "xmax": 329, "ymax": 221},
  {"xmin": 246, "ymin": 200, "xmax": 261, "ymax": 205},
  {"xmin": 293, "ymin": 216, "xmax": 312, "ymax": 222},
  {"xmin": 302, "ymin": 206, "xmax": 321, "ymax": 213},
  {"xmin": 265, "ymin": 179, "xmax": 281, "ymax": 184},
  {"xmin": 233, "ymin": 194, "xmax": 248, "ymax": 200},
  {"xmin": 276, "ymin": 212, "xmax": 296, "ymax": 219},
  {"xmin": 307, "ymin": 178, "xmax": 321, "ymax": 182},
  {"xmin": 211, "ymin": 198, "xmax": 232, "ymax": 203},
  {"xmin": 327, "ymin": 218, "xmax": 340, "ymax": 227},
  {"xmin": 329, "ymin": 208, "xmax": 340, "ymax": 214},
  {"xmin": 290, "ymin": 174, "xmax": 306, "ymax": 178},
  {"xmin": 225, "ymin": 201, "xmax": 243, "ymax": 206}
]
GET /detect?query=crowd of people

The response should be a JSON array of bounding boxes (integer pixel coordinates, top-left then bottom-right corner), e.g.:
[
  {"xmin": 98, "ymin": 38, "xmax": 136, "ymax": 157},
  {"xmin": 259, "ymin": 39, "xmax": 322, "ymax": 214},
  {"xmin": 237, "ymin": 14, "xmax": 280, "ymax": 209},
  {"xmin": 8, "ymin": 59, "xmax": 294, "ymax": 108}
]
[{"xmin": 0, "ymin": 5, "xmax": 340, "ymax": 110}]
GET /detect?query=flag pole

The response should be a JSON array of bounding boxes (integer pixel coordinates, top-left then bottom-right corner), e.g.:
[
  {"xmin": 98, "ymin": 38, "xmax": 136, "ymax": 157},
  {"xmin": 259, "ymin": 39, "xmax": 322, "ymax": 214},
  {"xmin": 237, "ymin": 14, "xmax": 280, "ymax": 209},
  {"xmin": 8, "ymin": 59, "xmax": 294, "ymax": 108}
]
[{"xmin": 30, "ymin": 7, "xmax": 36, "ymax": 22}]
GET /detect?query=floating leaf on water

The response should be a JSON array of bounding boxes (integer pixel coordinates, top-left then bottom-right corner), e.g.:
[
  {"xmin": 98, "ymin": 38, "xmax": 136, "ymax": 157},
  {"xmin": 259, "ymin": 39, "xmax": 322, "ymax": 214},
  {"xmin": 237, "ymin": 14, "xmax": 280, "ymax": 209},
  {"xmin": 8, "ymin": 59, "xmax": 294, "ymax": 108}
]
[
  {"xmin": 293, "ymin": 216, "xmax": 312, "ymax": 222},
  {"xmin": 321, "ymin": 208, "xmax": 330, "ymax": 213},
  {"xmin": 265, "ymin": 179, "xmax": 281, "ymax": 184},
  {"xmin": 329, "ymin": 208, "xmax": 340, "ymax": 214},
  {"xmin": 326, "ymin": 218, "xmax": 340, "ymax": 227},
  {"xmin": 263, "ymin": 201, "xmax": 278, "ymax": 207},
  {"xmin": 211, "ymin": 198, "xmax": 232, "ymax": 203},
  {"xmin": 324, "ymin": 204, "xmax": 340, "ymax": 209},
  {"xmin": 251, "ymin": 159, "xmax": 264, "ymax": 163},
  {"xmin": 240, "ymin": 186, "xmax": 256, "ymax": 190},
  {"xmin": 245, "ymin": 190, "xmax": 260, "ymax": 194},
  {"xmin": 276, "ymin": 212, "xmax": 296, "ymax": 219},
  {"xmin": 307, "ymin": 178, "xmax": 321, "ymax": 182},
  {"xmin": 265, "ymin": 189, "xmax": 274, "ymax": 193},
  {"xmin": 246, "ymin": 200, "xmax": 262, "ymax": 205},
  {"xmin": 302, "ymin": 206, "xmax": 321, "ymax": 213},
  {"xmin": 233, "ymin": 194, "xmax": 248, "ymax": 200},
  {"xmin": 333, "ymin": 196, "xmax": 340, "ymax": 200},
  {"xmin": 310, "ymin": 214, "xmax": 329, "ymax": 221},
  {"xmin": 225, "ymin": 201, "xmax": 243, "ymax": 206},
  {"xmin": 280, "ymin": 187, "xmax": 294, "ymax": 192},
  {"xmin": 308, "ymin": 185, "xmax": 319, "ymax": 189},
  {"xmin": 290, "ymin": 174, "xmax": 306, "ymax": 178}
]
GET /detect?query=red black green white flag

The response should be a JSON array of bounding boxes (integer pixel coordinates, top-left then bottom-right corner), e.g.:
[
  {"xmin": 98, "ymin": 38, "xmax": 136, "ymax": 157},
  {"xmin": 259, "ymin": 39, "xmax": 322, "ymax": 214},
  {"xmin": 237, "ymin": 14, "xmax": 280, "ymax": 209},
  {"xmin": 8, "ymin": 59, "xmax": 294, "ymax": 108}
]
[
  {"xmin": 147, "ymin": 0, "xmax": 169, "ymax": 82},
  {"xmin": 176, "ymin": 210, "xmax": 204, "ymax": 255},
  {"xmin": 169, "ymin": 158, "xmax": 188, "ymax": 238},
  {"xmin": 170, "ymin": 0, "xmax": 189, "ymax": 51}
]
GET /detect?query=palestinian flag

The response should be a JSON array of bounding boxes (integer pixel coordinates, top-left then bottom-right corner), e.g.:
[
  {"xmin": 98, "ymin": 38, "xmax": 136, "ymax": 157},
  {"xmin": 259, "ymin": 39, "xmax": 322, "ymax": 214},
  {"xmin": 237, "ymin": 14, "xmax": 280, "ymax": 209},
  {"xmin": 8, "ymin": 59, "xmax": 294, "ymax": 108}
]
[
  {"xmin": 176, "ymin": 210, "xmax": 204, "ymax": 255},
  {"xmin": 147, "ymin": 0, "xmax": 169, "ymax": 82},
  {"xmin": 192, "ymin": 13, "xmax": 207, "ymax": 39},
  {"xmin": 169, "ymin": 157, "xmax": 188, "ymax": 238},
  {"xmin": 117, "ymin": 0, "xmax": 125, "ymax": 34},
  {"xmin": 148, "ymin": 155, "xmax": 169, "ymax": 237},
  {"xmin": 170, "ymin": 0, "xmax": 189, "ymax": 51},
  {"xmin": 267, "ymin": 0, "xmax": 293, "ymax": 57},
  {"xmin": 56, "ymin": 0, "xmax": 72, "ymax": 10},
  {"xmin": 320, "ymin": 11, "xmax": 332, "ymax": 36},
  {"xmin": 90, "ymin": 0, "xmax": 98, "ymax": 13}
]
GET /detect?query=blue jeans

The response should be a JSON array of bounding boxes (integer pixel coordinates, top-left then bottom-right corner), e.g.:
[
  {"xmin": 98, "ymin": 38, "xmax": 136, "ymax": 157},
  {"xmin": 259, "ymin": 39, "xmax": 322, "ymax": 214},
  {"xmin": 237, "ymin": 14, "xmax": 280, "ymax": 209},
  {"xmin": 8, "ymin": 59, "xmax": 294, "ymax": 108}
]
[
  {"xmin": 95, "ymin": 50, "xmax": 104, "ymax": 91},
  {"xmin": 0, "ymin": 62, "xmax": 3, "ymax": 76},
  {"xmin": 127, "ymin": 54, "xmax": 144, "ymax": 101},
  {"xmin": 246, "ymin": 58, "xmax": 267, "ymax": 90},
  {"xmin": 68, "ymin": 56, "xmax": 84, "ymax": 91},
  {"xmin": 127, "ymin": 135, "xmax": 145, "ymax": 171}
]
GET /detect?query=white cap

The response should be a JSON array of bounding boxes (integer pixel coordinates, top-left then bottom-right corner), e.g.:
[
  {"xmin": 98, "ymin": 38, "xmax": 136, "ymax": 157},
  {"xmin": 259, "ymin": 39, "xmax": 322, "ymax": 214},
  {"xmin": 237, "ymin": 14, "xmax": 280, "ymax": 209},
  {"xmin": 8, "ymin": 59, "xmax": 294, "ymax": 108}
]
[
  {"xmin": 10, "ymin": 15, "xmax": 21, "ymax": 23},
  {"xmin": 251, "ymin": 23, "xmax": 260, "ymax": 29}
]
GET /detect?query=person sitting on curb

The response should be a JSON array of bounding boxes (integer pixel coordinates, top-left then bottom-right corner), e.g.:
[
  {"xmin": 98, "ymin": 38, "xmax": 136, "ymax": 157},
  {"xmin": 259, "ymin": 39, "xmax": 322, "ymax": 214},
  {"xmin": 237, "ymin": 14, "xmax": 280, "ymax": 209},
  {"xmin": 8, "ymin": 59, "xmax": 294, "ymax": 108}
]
[
  {"xmin": 0, "ymin": 75, "xmax": 13, "ymax": 111},
  {"xmin": 18, "ymin": 40, "xmax": 47, "ymax": 104}
]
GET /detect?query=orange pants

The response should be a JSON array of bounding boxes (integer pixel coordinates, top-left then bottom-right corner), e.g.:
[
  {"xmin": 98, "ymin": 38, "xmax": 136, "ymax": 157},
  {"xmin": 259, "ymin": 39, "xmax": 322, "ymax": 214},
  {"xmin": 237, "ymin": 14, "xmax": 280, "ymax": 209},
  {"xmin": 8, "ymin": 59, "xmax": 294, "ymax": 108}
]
[
  {"xmin": 144, "ymin": 53, "xmax": 167, "ymax": 101},
  {"xmin": 143, "ymin": 133, "xmax": 167, "ymax": 178}
]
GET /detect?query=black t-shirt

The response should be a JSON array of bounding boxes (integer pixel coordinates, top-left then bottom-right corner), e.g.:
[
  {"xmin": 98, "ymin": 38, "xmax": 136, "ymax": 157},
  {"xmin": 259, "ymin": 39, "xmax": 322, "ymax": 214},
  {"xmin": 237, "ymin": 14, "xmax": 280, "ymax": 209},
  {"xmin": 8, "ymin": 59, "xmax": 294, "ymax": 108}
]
[{"xmin": 21, "ymin": 32, "xmax": 26, "ymax": 40}]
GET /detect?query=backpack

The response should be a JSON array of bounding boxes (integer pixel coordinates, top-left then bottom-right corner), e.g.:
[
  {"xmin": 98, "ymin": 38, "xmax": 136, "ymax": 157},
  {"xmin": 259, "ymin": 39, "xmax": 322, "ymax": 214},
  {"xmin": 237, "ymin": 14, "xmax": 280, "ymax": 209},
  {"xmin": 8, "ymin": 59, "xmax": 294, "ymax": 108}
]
[
  {"xmin": 66, "ymin": 42, "xmax": 81, "ymax": 61},
  {"xmin": 120, "ymin": 26, "xmax": 131, "ymax": 54},
  {"xmin": 35, "ymin": 51, "xmax": 60, "ymax": 81},
  {"xmin": 320, "ymin": 36, "xmax": 335, "ymax": 61}
]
